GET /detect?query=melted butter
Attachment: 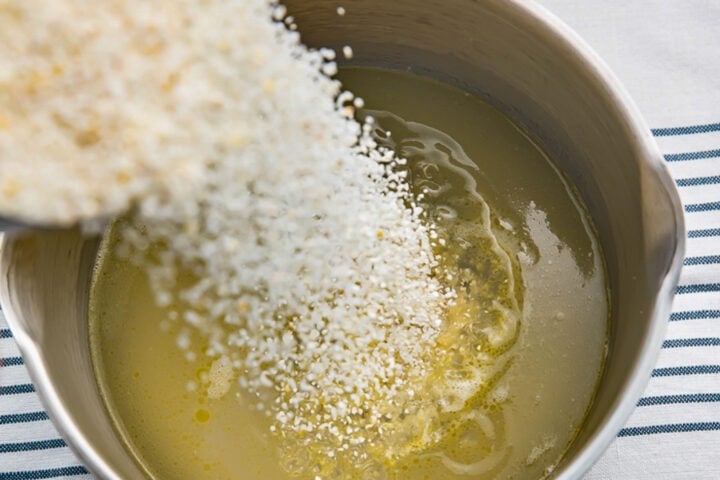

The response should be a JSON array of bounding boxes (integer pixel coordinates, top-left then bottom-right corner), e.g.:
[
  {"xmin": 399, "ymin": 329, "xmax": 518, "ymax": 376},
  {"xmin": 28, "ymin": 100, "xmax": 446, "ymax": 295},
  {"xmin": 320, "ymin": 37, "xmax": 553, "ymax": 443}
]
[{"xmin": 89, "ymin": 67, "xmax": 608, "ymax": 480}]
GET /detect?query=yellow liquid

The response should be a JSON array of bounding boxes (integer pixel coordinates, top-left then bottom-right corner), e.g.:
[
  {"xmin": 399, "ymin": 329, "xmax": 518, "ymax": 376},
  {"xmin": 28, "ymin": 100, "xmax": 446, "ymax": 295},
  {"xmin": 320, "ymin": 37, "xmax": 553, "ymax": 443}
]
[{"xmin": 89, "ymin": 67, "xmax": 608, "ymax": 480}]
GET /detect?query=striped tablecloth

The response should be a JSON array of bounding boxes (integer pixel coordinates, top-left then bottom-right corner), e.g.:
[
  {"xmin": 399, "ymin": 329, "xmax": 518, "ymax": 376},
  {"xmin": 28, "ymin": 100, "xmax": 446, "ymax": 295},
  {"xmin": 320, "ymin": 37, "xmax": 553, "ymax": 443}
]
[{"xmin": 1, "ymin": 1, "xmax": 719, "ymax": 478}]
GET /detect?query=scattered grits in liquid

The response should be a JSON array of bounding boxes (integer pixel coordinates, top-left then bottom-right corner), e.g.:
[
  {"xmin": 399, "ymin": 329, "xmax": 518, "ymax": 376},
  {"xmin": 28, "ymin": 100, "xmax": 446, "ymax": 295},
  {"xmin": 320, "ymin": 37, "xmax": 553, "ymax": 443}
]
[{"xmin": 90, "ymin": 68, "xmax": 608, "ymax": 480}]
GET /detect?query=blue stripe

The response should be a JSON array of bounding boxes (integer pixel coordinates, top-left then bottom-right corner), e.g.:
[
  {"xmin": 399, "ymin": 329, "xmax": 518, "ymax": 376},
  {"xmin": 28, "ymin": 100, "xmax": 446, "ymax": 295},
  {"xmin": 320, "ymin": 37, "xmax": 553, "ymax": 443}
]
[
  {"xmin": 676, "ymin": 283, "xmax": 720, "ymax": 294},
  {"xmin": 676, "ymin": 175, "xmax": 720, "ymax": 187},
  {"xmin": 0, "ymin": 356, "xmax": 24, "ymax": 366},
  {"xmin": 0, "ymin": 438, "xmax": 67, "ymax": 453},
  {"xmin": 688, "ymin": 228, "xmax": 720, "ymax": 238},
  {"xmin": 638, "ymin": 393, "xmax": 720, "ymax": 407},
  {"xmin": 0, "ymin": 466, "xmax": 89, "ymax": 480},
  {"xmin": 0, "ymin": 384, "xmax": 35, "ymax": 395},
  {"xmin": 0, "ymin": 411, "xmax": 49, "ymax": 425},
  {"xmin": 662, "ymin": 337, "xmax": 720, "ymax": 348},
  {"xmin": 665, "ymin": 149, "xmax": 720, "ymax": 162},
  {"xmin": 685, "ymin": 201, "xmax": 720, "ymax": 213},
  {"xmin": 0, "ymin": 329, "xmax": 11, "ymax": 339},
  {"xmin": 652, "ymin": 365, "xmax": 720, "ymax": 377},
  {"xmin": 670, "ymin": 310, "xmax": 720, "ymax": 321},
  {"xmin": 684, "ymin": 255, "xmax": 720, "ymax": 266},
  {"xmin": 652, "ymin": 122, "xmax": 720, "ymax": 136},
  {"xmin": 619, "ymin": 422, "xmax": 720, "ymax": 437}
]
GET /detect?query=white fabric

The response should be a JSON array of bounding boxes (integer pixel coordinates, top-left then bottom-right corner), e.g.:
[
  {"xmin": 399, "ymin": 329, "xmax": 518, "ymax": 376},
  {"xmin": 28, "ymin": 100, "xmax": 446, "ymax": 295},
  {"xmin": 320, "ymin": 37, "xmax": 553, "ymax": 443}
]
[{"xmin": 1, "ymin": 1, "xmax": 720, "ymax": 478}]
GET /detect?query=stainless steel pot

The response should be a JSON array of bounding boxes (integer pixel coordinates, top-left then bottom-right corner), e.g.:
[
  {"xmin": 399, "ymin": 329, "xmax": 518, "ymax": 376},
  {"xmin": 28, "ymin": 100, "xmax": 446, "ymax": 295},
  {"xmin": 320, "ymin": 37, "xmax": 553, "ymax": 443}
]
[{"xmin": 0, "ymin": 1, "xmax": 685, "ymax": 479}]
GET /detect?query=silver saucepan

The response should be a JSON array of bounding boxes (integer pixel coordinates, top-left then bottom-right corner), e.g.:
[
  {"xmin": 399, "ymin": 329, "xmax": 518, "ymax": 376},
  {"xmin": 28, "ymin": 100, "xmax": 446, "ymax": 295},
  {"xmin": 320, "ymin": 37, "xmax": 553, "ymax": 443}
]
[{"xmin": 0, "ymin": 1, "xmax": 684, "ymax": 478}]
